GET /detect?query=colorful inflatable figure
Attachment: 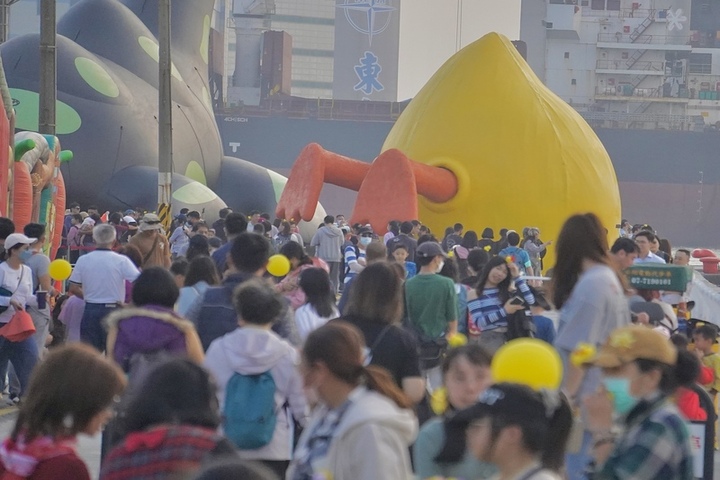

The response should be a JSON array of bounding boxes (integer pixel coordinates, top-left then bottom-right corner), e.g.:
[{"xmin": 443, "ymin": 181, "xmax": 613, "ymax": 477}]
[
  {"xmin": 11, "ymin": 132, "xmax": 71, "ymax": 259},
  {"xmin": 2, "ymin": 0, "xmax": 325, "ymax": 228},
  {"xmin": 277, "ymin": 33, "xmax": 622, "ymax": 268}
]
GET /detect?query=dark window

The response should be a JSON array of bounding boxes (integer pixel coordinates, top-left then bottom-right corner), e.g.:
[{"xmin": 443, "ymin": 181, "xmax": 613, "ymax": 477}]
[
  {"xmin": 571, "ymin": 79, "xmax": 577, "ymax": 85},
  {"xmin": 689, "ymin": 53, "xmax": 712, "ymax": 74},
  {"xmin": 591, "ymin": 0, "xmax": 605, "ymax": 10},
  {"xmin": 607, "ymin": 0, "xmax": 621, "ymax": 10},
  {"xmin": 565, "ymin": 52, "xmax": 571, "ymax": 59}
]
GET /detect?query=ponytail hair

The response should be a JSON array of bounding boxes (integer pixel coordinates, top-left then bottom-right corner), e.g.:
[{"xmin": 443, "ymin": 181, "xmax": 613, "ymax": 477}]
[
  {"xmin": 363, "ymin": 365, "xmax": 412, "ymax": 410},
  {"xmin": 303, "ymin": 321, "xmax": 412, "ymax": 410},
  {"xmin": 540, "ymin": 392, "xmax": 573, "ymax": 471}
]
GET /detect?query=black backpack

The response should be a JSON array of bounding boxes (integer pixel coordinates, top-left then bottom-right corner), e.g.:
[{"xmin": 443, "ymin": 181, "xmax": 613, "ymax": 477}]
[{"xmin": 505, "ymin": 309, "xmax": 536, "ymax": 341}]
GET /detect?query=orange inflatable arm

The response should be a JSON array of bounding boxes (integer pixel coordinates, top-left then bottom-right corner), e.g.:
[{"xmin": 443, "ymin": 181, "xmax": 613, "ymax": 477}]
[{"xmin": 276, "ymin": 143, "xmax": 457, "ymax": 230}]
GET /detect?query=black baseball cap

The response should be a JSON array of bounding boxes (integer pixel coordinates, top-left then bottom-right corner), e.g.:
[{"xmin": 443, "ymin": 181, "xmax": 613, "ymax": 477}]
[{"xmin": 448, "ymin": 383, "xmax": 551, "ymax": 428}]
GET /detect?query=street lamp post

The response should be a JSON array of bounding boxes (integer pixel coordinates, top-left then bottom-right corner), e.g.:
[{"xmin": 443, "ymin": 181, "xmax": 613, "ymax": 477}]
[{"xmin": 38, "ymin": 0, "xmax": 55, "ymax": 135}]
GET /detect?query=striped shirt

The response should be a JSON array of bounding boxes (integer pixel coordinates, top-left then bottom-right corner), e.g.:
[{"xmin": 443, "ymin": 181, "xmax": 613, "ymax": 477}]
[
  {"xmin": 468, "ymin": 279, "xmax": 534, "ymax": 331},
  {"xmin": 343, "ymin": 245, "xmax": 366, "ymax": 284}
]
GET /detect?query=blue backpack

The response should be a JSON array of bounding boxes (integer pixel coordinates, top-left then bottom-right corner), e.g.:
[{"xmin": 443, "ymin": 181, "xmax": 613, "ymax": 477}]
[{"xmin": 224, "ymin": 371, "xmax": 277, "ymax": 449}]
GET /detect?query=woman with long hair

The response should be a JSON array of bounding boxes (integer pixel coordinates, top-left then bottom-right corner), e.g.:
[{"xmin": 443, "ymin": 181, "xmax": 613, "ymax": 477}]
[
  {"xmin": 550, "ymin": 213, "xmax": 630, "ymax": 480},
  {"xmin": 287, "ymin": 321, "xmax": 418, "ymax": 480},
  {"xmin": 275, "ymin": 242, "xmax": 317, "ymax": 310},
  {"xmin": 445, "ymin": 383, "xmax": 572, "ymax": 480},
  {"xmin": 343, "ymin": 262, "xmax": 425, "ymax": 404},
  {"xmin": 467, "ymin": 256, "xmax": 535, "ymax": 353},
  {"xmin": 0, "ymin": 344, "xmax": 125, "ymax": 480},
  {"xmin": 101, "ymin": 359, "xmax": 236, "ymax": 479},
  {"xmin": 177, "ymin": 256, "xmax": 221, "ymax": 317},
  {"xmin": 414, "ymin": 345, "xmax": 496, "ymax": 480},
  {"xmin": 295, "ymin": 268, "xmax": 338, "ymax": 341}
]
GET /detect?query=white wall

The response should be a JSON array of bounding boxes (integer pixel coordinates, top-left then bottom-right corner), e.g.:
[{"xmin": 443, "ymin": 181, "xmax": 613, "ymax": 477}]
[{"xmin": 397, "ymin": 0, "xmax": 521, "ymax": 100}]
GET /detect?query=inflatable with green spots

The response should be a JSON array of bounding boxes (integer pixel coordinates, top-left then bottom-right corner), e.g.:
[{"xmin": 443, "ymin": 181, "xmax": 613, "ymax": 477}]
[{"xmin": 2, "ymin": 0, "xmax": 325, "ymax": 225}]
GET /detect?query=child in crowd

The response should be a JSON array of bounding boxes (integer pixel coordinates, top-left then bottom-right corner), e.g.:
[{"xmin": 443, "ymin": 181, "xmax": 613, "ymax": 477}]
[
  {"xmin": 692, "ymin": 324, "xmax": 720, "ymax": 398},
  {"xmin": 58, "ymin": 293, "xmax": 85, "ymax": 343},
  {"xmin": 414, "ymin": 345, "xmax": 496, "ymax": 480},
  {"xmin": 390, "ymin": 244, "xmax": 416, "ymax": 279},
  {"xmin": 671, "ymin": 334, "xmax": 712, "ymax": 421}
]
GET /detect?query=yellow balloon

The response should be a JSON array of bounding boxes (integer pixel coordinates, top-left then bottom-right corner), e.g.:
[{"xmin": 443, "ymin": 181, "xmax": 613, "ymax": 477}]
[
  {"xmin": 267, "ymin": 254, "xmax": 291, "ymax": 277},
  {"xmin": 491, "ymin": 338, "xmax": 563, "ymax": 391},
  {"xmin": 447, "ymin": 332, "xmax": 467, "ymax": 348},
  {"xmin": 48, "ymin": 259, "xmax": 72, "ymax": 281},
  {"xmin": 383, "ymin": 33, "xmax": 621, "ymax": 271}
]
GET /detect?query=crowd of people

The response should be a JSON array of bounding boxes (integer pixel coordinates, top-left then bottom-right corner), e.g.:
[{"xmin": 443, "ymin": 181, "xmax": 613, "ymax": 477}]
[{"xmin": 0, "ymin": 205, "xmax": 711, "ymax": 479}]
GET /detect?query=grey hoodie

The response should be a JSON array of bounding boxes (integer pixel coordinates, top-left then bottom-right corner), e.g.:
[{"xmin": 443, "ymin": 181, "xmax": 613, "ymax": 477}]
[
  {"xmin": 204, "ymin": 327, "xmax": 307, "ymax": 461},
  {"xmin": 311, "ymin": 225, "xmax": 344, "ymax": 262}
]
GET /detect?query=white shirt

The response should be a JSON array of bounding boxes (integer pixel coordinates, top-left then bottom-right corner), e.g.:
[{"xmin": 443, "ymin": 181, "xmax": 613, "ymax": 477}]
[
  {"xmin": 69, "ymin": 249, "xmax": 140, "ymax": 303},
  {"xmin": 295, "ymin": 304, "xmax": 339, "ymax": 341},
  {"xmin": 634, "ymin": 252, "xmax": 666, "ymax": 264},
  {"xmin": 0, "ymin": 263, "xmax": 33, "ymax": 324}
]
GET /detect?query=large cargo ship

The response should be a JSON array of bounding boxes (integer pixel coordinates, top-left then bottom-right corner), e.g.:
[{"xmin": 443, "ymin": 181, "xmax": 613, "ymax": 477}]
[{"xmin": 216, "ymin": 98, "xmax": 720, "ymax": 248}]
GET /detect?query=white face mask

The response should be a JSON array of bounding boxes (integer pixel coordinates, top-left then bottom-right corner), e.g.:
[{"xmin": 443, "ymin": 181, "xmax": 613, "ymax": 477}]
[
  {"xmin": 359, "ymin": 237, "xmax": 372, "ymax": 246},
  {"xmin": 436, "ymin": 260, "xmax": 445, "ymax": 273}
]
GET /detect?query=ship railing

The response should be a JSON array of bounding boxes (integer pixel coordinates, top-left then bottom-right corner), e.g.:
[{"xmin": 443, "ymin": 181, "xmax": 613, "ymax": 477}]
[
  {"xmin": 579, "ymin": 110, "xmax": 697, "ymax": 125},
  {"xmin": 596, "ymin": 59, "xmax": 664, "ymax": 71},
  {"xmin": 581, "ymin": 8, "xmax": 621, "ymax": 18},
  {"xmin": 219, "ymin": 97, "xmax": 408, "ymax": 122},
  {"xmin": 595, "ymin": 86, "xmax": 665, "ymax": 98},
  {"xmin": 618, "ymin": 7, "xmax": 656, "ymax": 19},
  {"xmin": 597, "ymin": 33, "xmax": 690, "ymax": 45}
]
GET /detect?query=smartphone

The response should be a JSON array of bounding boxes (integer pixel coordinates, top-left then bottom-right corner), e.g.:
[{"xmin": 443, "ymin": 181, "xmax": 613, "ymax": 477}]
[{"xmin": 509, "ymin": 296, "xmax": 525, "ymax": 306}]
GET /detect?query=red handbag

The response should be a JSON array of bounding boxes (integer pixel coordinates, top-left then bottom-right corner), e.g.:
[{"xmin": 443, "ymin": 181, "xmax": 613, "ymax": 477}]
[{"xmin": 0, "ymin": 310, "xmax": 36, "ymax": 342}]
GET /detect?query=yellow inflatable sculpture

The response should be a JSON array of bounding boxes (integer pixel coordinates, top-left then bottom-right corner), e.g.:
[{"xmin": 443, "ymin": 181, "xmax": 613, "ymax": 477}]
[{"xmin": 277, "ymin": 33, "xmax": 621, "ymax": 268}]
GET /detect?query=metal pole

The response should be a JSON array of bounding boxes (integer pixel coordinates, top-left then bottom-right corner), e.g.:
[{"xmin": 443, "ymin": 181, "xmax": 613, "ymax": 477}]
[
  {"xmin": 158, "ymin": 0, "xmax": 172, "ymax": 220},
  {"xmin": 0, "ymin": 1, "xmax": 9, "ymax": 44},
  {"xmin": 38, "ymin": 0, "xmax": 55, "ymax": 135}
]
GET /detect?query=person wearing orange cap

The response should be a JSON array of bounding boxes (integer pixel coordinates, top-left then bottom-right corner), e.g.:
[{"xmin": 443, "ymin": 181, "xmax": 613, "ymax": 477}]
[{"xmin": 583, "ymin": 325, "xmax": 695, "ymax": 479}]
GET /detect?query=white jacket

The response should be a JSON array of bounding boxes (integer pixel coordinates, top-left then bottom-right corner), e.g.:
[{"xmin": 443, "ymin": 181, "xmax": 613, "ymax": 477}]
[
  {"xmin": 203, "ymin": 326, "xmax": 307, "ymax": 460},
  {"xmin": 287, "ymin": 387, "xmax": 418, "ymax": 480}
]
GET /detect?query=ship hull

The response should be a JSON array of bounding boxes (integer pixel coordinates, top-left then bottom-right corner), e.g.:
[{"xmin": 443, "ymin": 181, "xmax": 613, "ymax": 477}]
[{"xmin": 217, "ymin": 114, "xmax": 720, "ymax": 247}]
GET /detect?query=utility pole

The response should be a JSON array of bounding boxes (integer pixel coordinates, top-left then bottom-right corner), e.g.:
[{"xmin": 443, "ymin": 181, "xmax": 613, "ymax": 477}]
[
  {"xmin": 38, "ymin": 0, "xmax": 55, "ymax": 135},
  {"xmin": 157, "ymin": 0, "xmax": 172, "ymax": 227}
]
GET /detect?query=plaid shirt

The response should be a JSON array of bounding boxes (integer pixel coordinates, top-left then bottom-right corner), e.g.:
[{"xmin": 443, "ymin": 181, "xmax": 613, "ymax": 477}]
[
  {"xmin": 100, "ymin": 425, "xmax": 233, "ymax": 480},
  {"xmin": 595, "ymin": 396, "xmax": 694, "ymax": 479}
]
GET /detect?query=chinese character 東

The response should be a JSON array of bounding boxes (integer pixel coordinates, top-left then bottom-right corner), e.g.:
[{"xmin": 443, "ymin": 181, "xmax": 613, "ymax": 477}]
[{"xmin": 354, "ymin": 51, "xmax": 384, "ymax": 95}]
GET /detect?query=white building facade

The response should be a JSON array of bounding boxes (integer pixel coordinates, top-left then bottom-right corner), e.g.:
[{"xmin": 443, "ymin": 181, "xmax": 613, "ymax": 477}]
[{"xmin": 521, "ymin": 0, "xmax": 720, "ymax": 129}]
